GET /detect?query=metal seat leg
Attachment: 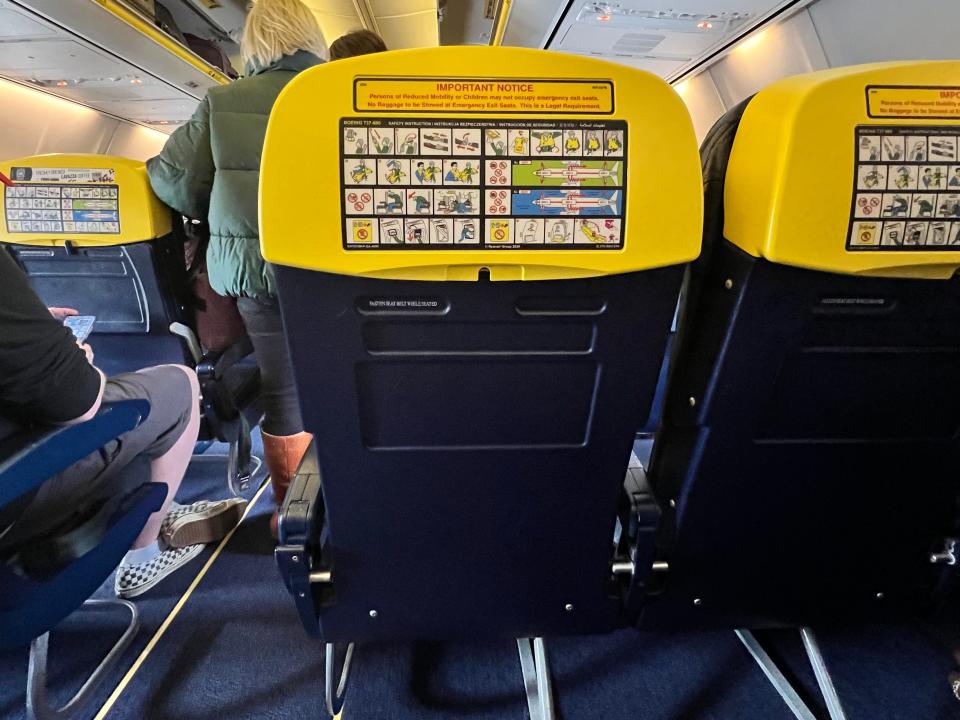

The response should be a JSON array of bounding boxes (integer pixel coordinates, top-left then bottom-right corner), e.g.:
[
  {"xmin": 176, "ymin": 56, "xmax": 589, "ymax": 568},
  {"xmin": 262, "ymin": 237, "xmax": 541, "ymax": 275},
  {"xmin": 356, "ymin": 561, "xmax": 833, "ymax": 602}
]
[
  {"xmin": 736, "ymin": 627, "xmax": 848, "ymax": 720},
  {"xmin": 800, "ymin": 628, "xmax": 848, "ymax": 720},
  {"xmin": 517, "ymin": 637, "xmax": 556, "ymax": 720},
  {"xmin": 27, "ymin": 599, "xmax": 139, "ymax": 720},
  {"xmin": 324, "ymin": 642, "xmax": 355, "ymax": 718}
]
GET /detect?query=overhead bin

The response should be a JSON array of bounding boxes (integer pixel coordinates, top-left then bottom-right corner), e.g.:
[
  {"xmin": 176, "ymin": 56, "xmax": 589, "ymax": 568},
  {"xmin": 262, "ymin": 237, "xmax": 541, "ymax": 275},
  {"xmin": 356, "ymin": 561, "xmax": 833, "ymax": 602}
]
[
  {"xmin": 0, "ymin": 0, "xmax": 230, "ymax": 131},
  {"xmin": 0, "ymin": 0, "xmax": 441, "ymax": 132}
]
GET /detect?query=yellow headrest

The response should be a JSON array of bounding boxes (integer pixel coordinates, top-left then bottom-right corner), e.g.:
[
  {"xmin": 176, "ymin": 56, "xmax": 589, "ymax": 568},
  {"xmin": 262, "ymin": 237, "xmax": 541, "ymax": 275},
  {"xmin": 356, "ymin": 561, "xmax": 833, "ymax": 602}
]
[
  {"xmin": 260, "ymin": 46, "xmax": 702, "ymax": 281},
  {"xmin": 725, "ymin": 61, "xmax": 960, "ymax": 279},
  {"xmin": 0, "ymin": 154, "xmax": 171, "ymax": 247}
]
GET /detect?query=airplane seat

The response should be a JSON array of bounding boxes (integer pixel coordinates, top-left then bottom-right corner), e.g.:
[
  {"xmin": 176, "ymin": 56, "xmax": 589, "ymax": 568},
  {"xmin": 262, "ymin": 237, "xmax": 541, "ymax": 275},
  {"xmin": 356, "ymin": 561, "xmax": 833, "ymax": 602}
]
[
  {"xmin": 3, "ymin": 231, "xmax": 188, "ymax": 379},
  {"xmin": 0, "ymin": 156, "xmax": 261, "ymax": 494},
  {"xmin": 645, "ymin": 61, "xmax": 960, "ymax": 634},
  {"xmin": 0, "ymin": 400, "xmax": 166, "ymax": 720},
  {"xmin": 693, "ymin": 96, "xmax": 753, "ymax": 276},
  {"xmin": 634, "ymin": 97, "xmax": 754, "ymax": 440},
  {"xmin": 261, "ymin": 46, "xmax": 702, "ymax": 717}
]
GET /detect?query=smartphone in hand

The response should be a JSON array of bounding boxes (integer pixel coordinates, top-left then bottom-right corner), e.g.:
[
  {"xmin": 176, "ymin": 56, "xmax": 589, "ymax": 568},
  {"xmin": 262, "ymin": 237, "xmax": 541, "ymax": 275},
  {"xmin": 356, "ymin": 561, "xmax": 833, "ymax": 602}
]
[{"xmin": 64, "ymin": 315, "xmax": 96, "ymax": 343}]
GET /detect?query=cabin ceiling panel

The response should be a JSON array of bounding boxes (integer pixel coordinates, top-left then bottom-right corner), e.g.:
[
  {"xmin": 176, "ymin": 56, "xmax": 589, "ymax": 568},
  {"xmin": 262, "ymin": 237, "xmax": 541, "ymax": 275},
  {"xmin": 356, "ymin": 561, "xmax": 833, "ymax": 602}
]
[
  {"xmin": 547, "ymin": 0, "xmax": 813, "ymax": 79},
  {"xmin": 301, "ymin": 0, "xmax": 361, "ymax": 42},
  {"xmin": 53, "ymin": 80, "xmax": 183, "ymax": 103},
  {"xmin": 0, "ymin": 39, "xmax": 127, "ymax": 75},
  {"xmin": 319, "ymin": 14, "xmax": 368, "ymax": 43},
  {"xmin": 370, "ymin": 0, "xmax": 437, "ymax": 16},
  {"xmin": 438, "ymin": 0, "xmax": 494, "ymax": 45},
  {"xmin": 303, "ymin": 0, "xmax": 358, "ymax": 15},
  {"xmin": 378, "ymin": 12, "xmax": 439, "ymax": 49},
  {"xmin": 4, "ymin": 0, "xmax": 224, "ymax": 95},
  {"xmin": 97, "ymin": 96, "xmax": 198, "ymax": 122},
  {"xmin": 0, "ymin": 5, "xmax": 54, "ymax": 38},
  {"xmin": 303, "ymin": 0, "xmax": 438, "ymax": 49},
  {"xmin": 608, "ymin": 55, "xmax": 688, "ymax": 75},
  {"xmin": 0, "ymin": 0, "xmax": 226, "ymax": 129}
]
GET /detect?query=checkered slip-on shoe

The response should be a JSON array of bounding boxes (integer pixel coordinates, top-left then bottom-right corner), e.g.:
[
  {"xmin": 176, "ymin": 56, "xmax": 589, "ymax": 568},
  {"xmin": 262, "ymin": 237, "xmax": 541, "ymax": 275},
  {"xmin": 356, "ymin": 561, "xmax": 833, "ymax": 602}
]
[
  {"xmin": 114, "ymin": 543, "xmax": 204, "ymax": 598},
  {"xmin": 160, "ymin": 498, "xmax": 248, "ymax": 549}
]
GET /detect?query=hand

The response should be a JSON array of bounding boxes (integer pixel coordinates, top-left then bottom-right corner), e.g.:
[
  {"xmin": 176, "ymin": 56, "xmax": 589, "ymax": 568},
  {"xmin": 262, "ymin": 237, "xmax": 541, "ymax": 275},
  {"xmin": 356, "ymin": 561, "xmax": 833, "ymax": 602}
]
[
  {"xmin": 77, "ymin": 341, "xmax": 94, "ymax": 365},
  {"xmin": 49, "ymin": 307, "xmax": 78, "ymax": 321}
]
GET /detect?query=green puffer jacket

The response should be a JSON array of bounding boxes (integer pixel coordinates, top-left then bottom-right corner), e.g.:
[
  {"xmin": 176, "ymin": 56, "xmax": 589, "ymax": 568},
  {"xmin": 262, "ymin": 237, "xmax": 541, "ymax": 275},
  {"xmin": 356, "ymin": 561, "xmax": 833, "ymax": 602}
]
[{"xmin": 147, "ymin": 51, "xmax": 323, "ymax": 299}]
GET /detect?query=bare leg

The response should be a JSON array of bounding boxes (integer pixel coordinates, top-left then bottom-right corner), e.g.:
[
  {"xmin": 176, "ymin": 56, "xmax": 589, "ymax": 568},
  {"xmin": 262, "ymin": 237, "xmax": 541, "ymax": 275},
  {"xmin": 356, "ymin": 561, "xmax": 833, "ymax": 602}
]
[{"xmin": 131, "ymin": 366, "xmax": 200, "ymax": 548}]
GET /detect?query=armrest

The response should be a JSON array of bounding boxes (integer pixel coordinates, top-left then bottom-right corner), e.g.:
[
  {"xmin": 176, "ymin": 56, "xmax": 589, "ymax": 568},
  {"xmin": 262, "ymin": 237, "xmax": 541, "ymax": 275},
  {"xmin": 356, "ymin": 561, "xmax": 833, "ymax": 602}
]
[
  {"xmin": 275, "ymin": 440, "xmax": 324, "ymax": 636},
  {"xmin": 278, "ymin": 442, "xmax": 320, "ymax": 546},
  {"xmin": 0, "ymin": 481, "xmax": 166, "ymax": 651},
  {"xmin": 0, "ymin": 399, "xmax": 150, "ymax": 510}
]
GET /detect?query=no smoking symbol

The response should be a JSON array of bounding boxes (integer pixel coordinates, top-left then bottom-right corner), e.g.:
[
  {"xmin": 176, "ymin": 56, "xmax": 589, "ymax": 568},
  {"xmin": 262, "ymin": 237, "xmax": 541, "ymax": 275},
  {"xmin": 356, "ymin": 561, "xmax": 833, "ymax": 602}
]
[
  {"xmin": 348, "ymin": 191, "xmax": 371, "ymax": 212},
  {"xmin": 489, "ymin": 190, "xmax": 508, "ymax": 214}
]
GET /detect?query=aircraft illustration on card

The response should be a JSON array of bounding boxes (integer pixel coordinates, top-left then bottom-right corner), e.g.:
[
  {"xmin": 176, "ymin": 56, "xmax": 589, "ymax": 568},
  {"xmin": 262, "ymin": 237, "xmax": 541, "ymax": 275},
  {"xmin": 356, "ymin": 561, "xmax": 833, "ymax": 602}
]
[
  {"xmin": 533, "ymin": 161, "xmax": 619, "ymax": 185},
  {"xmin": 532, "ymin": 189, "xmax": 619, "ymax": 213}
]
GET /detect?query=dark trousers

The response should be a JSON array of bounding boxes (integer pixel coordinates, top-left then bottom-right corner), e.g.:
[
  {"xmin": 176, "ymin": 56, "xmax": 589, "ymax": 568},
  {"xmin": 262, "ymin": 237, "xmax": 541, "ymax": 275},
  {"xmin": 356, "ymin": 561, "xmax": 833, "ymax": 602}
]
[{"xmin": 237, "ymin": 297, "xmax": 303, "ymax": 436}]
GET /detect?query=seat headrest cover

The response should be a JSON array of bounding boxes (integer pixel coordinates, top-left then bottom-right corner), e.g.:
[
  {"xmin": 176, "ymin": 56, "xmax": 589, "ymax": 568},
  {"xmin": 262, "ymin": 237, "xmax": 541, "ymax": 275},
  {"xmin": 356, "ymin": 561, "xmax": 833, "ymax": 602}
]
[
  {"xmin": 260, "ymin": 46, "xmax": 702, "ymax": 281},
  {"xmin": 725, "ymin": 61, "xmax": 960, "ymax": 279},
  {"xmin": 0, "ymin": 155, "xmax": 171, "ymax": 247}
]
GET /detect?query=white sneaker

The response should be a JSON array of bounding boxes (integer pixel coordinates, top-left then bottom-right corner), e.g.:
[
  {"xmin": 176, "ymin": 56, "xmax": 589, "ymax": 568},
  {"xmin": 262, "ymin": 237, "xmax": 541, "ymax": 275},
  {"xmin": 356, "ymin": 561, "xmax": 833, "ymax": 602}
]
[
  {"xmin": 114, "ymin": 544, "xmax": 204, "ymax": 598},
  {"xmin": 160, "ymin": 498, "xmax": 248, "ymax": 548}
]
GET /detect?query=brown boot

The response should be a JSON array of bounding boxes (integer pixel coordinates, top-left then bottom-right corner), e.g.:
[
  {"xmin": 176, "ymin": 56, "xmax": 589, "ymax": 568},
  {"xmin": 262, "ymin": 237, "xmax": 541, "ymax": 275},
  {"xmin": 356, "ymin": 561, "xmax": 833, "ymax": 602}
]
[{"xmin": 261, "ymin": 430, "xmax": 313, "ymax": 538}]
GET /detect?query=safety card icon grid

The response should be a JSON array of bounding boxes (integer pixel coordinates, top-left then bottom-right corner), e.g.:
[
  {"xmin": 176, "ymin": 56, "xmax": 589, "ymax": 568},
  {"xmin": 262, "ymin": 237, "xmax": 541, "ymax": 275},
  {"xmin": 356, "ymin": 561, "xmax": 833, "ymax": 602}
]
[
  {"xmin": 848, "ymin": 126, "xmax": 960, "ymax": 249},
  {"xmin": 4, "ymin": 183, "xmax": 121, "ymax": 235},
  {"xmin": 341, "ymin": 118, "xmax": 627, "ymax": 250}
]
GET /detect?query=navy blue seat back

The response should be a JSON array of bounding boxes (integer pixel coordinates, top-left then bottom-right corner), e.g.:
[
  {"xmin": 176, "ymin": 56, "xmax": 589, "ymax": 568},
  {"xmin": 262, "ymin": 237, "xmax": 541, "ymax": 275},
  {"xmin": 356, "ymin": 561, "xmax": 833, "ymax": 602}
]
[
  {"xmin": 644, "ymin": 64, "xmax": 960, "ymax": 630},
  {"xmin": 647, "ymin": 243, "xmax": 960, "ymax": 629},
  {"xmin": 5, "ymin": 239, "xmax": 190, "ymax": 377},
  {"xmin": 276, "ymin": 268, "xmax": 684, "ymax": 642}
]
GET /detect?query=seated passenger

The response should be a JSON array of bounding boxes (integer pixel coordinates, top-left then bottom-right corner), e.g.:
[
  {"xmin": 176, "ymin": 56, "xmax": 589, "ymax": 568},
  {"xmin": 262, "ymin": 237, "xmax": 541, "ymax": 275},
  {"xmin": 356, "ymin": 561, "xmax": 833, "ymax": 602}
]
[
  {"xmin": 329, "ymin": 29, "xmax": 388, "ymax": 60},
  {"xmin": 146, "ymin": 0, "xmax": 326, "ymax": 537},
  {"xmin": 0, "ymin": 249, "xmax": 245, "ymax": 598}
]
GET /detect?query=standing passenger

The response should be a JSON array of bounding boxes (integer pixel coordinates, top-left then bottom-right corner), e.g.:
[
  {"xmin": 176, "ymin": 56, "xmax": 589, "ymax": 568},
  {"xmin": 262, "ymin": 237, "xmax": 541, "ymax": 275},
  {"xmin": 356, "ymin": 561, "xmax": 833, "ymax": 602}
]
[
  {"xmin": 329, "ymin": 29, "xmax": 388, "ymax": 60},
  {"xmin": 146, "ymin": 0, "xmax": 326, "ymax": 537}
]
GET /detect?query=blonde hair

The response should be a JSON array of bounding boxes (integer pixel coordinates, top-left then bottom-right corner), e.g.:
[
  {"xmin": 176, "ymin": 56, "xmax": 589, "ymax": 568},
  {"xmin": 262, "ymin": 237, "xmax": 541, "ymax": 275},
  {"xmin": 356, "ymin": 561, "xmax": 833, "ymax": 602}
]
[{"xmin": 241, "ymin": 0, "xmax": 327, "ymax": 69}]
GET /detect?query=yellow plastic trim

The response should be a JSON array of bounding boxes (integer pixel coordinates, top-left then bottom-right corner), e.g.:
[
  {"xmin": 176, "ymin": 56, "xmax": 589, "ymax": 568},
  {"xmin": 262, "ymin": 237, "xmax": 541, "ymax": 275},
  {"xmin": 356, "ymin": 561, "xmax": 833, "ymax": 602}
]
[
  {"xmin": 93, "ymin": 0, "xmax": 230, "ymax": 85},
  {"xmin": 490, "ymin": 0, "xmax": 513, "ymax": 47},
  {"xmin": 260, "ymin": 46, "xmax": 703, "ymax": 281},
  {"xmin": 0, "ymin": 154, "xmax": 172, "ymax": 247},
  {"xmin": 725, "ymin": 60, "xmax": 960, "ymax": 279}
]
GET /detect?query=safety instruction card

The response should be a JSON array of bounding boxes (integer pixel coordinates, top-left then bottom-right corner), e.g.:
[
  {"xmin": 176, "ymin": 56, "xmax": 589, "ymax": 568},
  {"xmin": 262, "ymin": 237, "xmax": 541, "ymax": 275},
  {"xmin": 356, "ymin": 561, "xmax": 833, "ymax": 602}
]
[
  {"xmin": 848, "ymin": 126, "xmax": 960, "ymax": 249},
  {"xmin": 341, "ymin": 118, "xmax": 627, "ymax": 250},
  {"xmin": 4, "ymin": 166, "xmax": 120, "ymax": 235}
]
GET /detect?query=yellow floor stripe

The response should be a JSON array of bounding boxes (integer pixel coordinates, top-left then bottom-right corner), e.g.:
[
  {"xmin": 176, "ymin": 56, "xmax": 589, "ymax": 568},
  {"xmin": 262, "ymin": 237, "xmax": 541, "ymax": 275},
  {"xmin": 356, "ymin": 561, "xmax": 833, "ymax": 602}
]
[{"xmin": 93, "ymin": 481, "xmax": 272, "ymax": 720}]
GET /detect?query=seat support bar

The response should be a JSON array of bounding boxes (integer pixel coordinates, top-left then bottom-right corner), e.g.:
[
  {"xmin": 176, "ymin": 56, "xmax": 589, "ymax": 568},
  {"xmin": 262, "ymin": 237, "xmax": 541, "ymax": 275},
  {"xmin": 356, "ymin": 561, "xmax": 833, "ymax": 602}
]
[
  {"xmin": 324, "ymin": 642, "xmax": 355, "ymax": 718},
  {"xmin": 800, "ymin": 628, "xmax": 848, "ymax": 720},
  {"xmin": 27, "ymin": 599, "xmax": 139, "ymax": 720},
  {"xmin": 517, "ymin": 637, "xmax": 556, "ymax": 720},
  {"xmin": 736, "ymin": 627, "xmax": 848, "ymax": 720}
]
